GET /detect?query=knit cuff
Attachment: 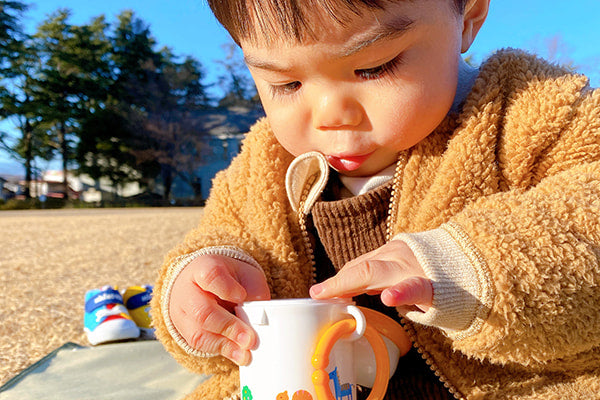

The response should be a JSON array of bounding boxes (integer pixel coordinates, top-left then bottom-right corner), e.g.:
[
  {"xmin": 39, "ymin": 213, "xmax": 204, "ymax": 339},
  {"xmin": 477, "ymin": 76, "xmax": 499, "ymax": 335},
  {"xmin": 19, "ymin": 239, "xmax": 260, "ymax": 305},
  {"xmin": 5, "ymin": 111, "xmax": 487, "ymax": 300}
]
[
  {"xmin": 160, "ymin": 246, "xmax": 264, "ymax": 357},
  {"xmin": 392, "ymin": 222, "xmax": 493, "ymax": 340}
]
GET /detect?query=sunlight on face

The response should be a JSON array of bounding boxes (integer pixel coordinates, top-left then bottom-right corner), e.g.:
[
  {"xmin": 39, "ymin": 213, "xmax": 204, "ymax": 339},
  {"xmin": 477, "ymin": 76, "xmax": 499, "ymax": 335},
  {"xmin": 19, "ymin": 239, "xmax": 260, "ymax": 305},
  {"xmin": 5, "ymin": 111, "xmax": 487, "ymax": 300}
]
[{"xmin": 243, "ymin": 0, "xmax": 465, "ymax": 176}]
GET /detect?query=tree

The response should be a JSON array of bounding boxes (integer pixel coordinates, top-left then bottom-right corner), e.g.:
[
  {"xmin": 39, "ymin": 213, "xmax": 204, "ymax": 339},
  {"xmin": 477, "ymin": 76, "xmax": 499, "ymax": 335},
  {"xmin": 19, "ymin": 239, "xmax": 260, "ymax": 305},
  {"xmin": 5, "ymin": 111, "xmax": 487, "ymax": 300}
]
[
  {"xmin": 0, "ymin": 1, "xmax": 56, "ymax": 198},
  {"xmin": 1, "ymin": 7, "xmax": 216, "ymax": 203},
  {"xmin": 0, "ymin": 0, "xmax": 28, "ymax": 79},
  {"xmin": 34, "ymin": 10, "xmax": 112, "ymax": 199},
  {"xmin": 133, "ymin": 49, "xmax": 212, "ymax": 200},
  {"xmin": 77, "ymin": 10, "xmax": 164, "ymax": 193},
  {"xmin": 77, "ymin": 106, "xmax": 147, "ymax": 192},
  {"xmin": 216, "ymin": 43, "xmax": 259, "ymax": 107},
  {"xmin": 532, "ymin": 34, "xmax": 576, "ymax": 70},
  {"xmin": 74, "ymin": 10, "xmax": 212, "ymax": 200},
  {"xmin": 0, "ymin": 71, "xmax": 56, "ymax": 198},
  {"xmin": 110, "ymin": 10, "xmax": 161, "ymax": 109}
]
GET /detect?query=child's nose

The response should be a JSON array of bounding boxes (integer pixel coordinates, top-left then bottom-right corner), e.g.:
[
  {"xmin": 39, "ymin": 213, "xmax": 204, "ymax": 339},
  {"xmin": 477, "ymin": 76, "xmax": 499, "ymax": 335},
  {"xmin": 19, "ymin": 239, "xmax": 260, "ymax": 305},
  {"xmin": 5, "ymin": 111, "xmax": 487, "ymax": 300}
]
[{"xmin": 312, "ymin": 90, "xmax": 363, "ymax": 130}]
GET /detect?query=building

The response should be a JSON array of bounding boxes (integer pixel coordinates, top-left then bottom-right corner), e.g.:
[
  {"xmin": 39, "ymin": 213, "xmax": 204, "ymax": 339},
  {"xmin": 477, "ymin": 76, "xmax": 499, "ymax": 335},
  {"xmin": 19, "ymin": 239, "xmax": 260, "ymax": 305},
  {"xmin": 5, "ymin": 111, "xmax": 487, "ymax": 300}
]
[
  {"xmin": 30, "ymin": 170, "xmax": 80, "ymax": 200},
  {"xmin": 172, "ymin": 104, "xmax": 265, "ymax": 200},
  {"xmin": 0, "ymin": 176, "xmax": 8, "ymax": 201},
  {"xmin": 0, "ymin": 175, "xmax": 20, "ymax": 202},
  {"xmin": 39, "ymin": 170, "xmax": 146, "ymax": 203},
  {"xmin": 0, "ymin": 105, "xmax": 265, "ymax": 205}
]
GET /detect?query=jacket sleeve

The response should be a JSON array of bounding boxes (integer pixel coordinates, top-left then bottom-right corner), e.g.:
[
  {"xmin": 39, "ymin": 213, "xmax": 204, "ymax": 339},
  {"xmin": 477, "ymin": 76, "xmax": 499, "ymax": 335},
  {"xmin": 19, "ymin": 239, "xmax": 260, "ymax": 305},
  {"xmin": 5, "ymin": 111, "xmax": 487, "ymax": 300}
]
[
  {"xmin": 150, "ymin": 119, "xmax": 303, "ymax": 376},
  {"xmin": 399, "ymin": 84, "xmax": 600, "ymax": 368},
  {"xmin": 452, "ymin": 160, "xmax": 600, "ymax": 367}
]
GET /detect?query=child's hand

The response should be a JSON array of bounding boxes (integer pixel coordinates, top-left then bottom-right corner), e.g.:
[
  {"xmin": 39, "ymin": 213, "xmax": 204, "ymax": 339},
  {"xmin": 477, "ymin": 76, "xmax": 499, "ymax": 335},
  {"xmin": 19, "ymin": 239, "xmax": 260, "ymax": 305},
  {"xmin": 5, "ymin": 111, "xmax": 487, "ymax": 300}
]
[
  {"xmin": 310, "ymin": 240, "xmax": 433, "ymax": 311},
  {"xmin": 169, "ymin": 254, "xmax": 270, "ymax": 366}
]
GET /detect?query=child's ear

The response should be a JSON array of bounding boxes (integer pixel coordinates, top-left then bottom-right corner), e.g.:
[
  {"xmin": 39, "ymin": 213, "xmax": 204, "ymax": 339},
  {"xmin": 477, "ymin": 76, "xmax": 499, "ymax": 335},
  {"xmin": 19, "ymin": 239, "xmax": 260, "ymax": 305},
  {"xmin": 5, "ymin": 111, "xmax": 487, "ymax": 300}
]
[{"xmin": 461, "ymin": 0, "xmax": 490, "ymax": 53}]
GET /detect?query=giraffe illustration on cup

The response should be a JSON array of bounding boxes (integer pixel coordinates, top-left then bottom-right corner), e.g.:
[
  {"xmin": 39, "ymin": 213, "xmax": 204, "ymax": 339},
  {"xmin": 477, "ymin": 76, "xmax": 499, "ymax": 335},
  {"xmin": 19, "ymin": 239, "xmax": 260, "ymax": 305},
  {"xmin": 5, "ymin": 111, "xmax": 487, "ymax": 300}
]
[{"xmin": 329, "ymin": 367, "xmax": 353, "ymax": 400}]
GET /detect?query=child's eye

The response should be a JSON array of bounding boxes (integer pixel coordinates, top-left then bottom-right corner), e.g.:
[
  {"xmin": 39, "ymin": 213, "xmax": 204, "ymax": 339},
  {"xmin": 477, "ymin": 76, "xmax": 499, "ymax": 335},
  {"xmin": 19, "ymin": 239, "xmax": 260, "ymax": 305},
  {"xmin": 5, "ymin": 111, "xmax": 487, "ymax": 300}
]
[
  {"xmin": 269, "ymin": 81, "xmax": 302, "ymax": 97},
  {"xmin": 355, "ymin": 54, "xmax": 404, "ymax": 80}
]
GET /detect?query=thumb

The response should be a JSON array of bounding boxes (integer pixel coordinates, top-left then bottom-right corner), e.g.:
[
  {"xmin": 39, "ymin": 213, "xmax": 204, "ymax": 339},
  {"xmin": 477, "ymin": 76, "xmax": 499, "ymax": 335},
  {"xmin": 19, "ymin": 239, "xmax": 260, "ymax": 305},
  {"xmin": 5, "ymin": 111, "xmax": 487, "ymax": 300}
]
[{"xmin": 381, "ymin": 276, "xmax": 432, "ymax": 311}]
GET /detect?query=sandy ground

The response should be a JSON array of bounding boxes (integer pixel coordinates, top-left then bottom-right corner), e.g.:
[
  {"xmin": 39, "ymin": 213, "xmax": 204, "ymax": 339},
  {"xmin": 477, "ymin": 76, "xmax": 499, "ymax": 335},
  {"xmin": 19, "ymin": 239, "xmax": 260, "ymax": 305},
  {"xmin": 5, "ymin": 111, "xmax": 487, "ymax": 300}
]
[{"xmin": 0, "ymin": 207, "xmax": 203, "ymax": 386}]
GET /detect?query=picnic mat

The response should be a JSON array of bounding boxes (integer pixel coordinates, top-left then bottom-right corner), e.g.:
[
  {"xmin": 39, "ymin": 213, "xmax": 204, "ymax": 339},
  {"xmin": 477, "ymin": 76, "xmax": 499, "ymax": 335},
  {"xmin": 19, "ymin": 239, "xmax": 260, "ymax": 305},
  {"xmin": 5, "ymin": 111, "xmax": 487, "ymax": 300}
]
[{"xmin": 0, "ymin": 340, "xmax": 208, "ymax": 400}]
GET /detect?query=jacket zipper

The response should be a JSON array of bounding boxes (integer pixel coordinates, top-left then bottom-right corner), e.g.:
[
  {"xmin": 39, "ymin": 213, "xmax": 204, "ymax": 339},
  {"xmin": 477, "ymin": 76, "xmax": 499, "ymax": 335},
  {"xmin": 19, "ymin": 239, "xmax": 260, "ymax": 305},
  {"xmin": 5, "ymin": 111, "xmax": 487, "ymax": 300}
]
[
  {"xmin": 298, "ymin": 201, "xmax": 318, "ymax": 286},
  {"xmin": 295, "ymin": 208, "xmax": 464, "ymax": 399},
  {"xmin": 297, "ymin": 171, "xmax": 319, "ymax": 287},
  {"xmin": 400, "ymin": 318, "xmax": 465, "ymax": 400},
  {"xmin": 387, "ymin": 154, "xmax": 465, "ymax": 399},
  {"xmin": 387, "ymin": 153, "xmax": 465, "ymax": 399},
  {"xmin": 293, "ymin": 151, "xmax": 465, "ymax": 399}
]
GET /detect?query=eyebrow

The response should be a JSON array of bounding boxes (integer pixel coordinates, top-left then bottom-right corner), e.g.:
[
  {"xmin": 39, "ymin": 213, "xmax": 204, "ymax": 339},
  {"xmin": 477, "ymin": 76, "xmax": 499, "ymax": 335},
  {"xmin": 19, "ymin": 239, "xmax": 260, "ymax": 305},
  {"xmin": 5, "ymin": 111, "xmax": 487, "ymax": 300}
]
[
  {"xmin": 244, "ymin": 55, "xmax": 293, "ymax": 73},
  {"xmin": 244, "ymin": 15, "xmax": 415, "ymax": 73},
  {"xmin": 340, "ymin": 15, "xmax": 414, "ymax": 57}
]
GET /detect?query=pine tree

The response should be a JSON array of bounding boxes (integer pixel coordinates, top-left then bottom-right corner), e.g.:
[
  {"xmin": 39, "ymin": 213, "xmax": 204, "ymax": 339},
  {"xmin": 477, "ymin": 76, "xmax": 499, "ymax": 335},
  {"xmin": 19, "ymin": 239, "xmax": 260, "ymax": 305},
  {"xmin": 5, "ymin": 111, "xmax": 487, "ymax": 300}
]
[
  {"xmin": 0, "ymin": 1, "xmax": 55, "ymax": 198},
  {"xmin": 34, "ymin": 10, "xmax": 112, "ymax": 199}
]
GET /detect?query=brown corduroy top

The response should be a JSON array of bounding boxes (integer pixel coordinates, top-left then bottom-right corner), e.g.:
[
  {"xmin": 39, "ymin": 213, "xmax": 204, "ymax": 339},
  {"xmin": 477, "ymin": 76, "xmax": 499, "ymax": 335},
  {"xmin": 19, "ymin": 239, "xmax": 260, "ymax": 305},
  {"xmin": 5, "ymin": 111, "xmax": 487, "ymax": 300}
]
[{"xmin": 311, "ymin": 179, "xmax": 454, "ymax": 400}]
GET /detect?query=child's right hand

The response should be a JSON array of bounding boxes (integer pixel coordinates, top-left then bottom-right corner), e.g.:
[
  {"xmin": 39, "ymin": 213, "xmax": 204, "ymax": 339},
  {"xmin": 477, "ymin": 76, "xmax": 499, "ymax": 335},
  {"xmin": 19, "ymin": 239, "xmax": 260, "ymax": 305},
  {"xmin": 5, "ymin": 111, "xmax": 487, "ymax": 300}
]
[{"xmin": 168, "ymin": 254, "xmax": 270, "ymax": 366}]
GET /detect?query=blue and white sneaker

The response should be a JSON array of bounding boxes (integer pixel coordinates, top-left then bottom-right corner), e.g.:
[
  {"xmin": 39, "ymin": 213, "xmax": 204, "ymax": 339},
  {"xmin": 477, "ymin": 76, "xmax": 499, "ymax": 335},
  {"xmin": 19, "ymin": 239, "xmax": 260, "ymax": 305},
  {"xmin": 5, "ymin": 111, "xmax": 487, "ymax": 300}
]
[{"xmin": 84, "ymin": 286, "xmax": 140, "ymax": 345}]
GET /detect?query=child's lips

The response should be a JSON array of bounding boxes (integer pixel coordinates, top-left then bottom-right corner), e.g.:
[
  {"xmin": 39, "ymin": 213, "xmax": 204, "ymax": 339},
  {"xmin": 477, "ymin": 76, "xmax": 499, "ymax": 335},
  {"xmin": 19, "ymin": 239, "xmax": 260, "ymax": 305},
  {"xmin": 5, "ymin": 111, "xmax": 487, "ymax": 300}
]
[{"xmin": 326, "ymin": 153, "xmax": 372, "ymax": 172}]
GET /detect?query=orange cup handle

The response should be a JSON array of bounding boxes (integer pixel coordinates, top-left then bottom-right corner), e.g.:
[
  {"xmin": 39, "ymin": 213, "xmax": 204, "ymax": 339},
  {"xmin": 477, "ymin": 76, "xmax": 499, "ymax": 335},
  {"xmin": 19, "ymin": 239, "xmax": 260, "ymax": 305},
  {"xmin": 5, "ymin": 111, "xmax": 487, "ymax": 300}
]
[{"xmin": 311, "ymin": 318, "xmax": 390, "ymax": 400}]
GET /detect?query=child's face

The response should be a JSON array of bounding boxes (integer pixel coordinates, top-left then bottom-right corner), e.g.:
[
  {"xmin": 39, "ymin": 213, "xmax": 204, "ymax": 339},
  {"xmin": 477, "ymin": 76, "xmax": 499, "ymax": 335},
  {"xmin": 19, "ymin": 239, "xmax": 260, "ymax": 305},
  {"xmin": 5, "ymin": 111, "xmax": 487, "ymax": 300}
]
[{"xmin": 243, "ymin": 0, "xmax": 478, "ymax": 176}]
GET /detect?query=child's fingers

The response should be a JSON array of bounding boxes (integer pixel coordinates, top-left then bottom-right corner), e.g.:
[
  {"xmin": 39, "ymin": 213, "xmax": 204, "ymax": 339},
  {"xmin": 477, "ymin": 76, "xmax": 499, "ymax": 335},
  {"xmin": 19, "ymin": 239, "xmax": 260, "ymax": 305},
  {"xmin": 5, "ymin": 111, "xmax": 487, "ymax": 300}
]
[
  {"xmin": 191, "ymin": 256, "xmax": 248, "ymax": 303},
  {"xmin": 235, "ymin": 261, "xmax": 272, "ymax": 301},
  {"xmin": 170, "ymin": 279, "xmax": 257, "ymax": 347},
  {"xmin": 182, "ymin": 290, "xmax": 256, "ymax": 347},
  {"xmin": 176, "ymin": 318, "xmax": 251, "ymax": 365},
  {"xmin": 381, "ymin": 276, "xmax": 433, "ymax": 311},
  {"xmin": 310, "ymin": 260, "xmax": 400, "ymax": 298}
]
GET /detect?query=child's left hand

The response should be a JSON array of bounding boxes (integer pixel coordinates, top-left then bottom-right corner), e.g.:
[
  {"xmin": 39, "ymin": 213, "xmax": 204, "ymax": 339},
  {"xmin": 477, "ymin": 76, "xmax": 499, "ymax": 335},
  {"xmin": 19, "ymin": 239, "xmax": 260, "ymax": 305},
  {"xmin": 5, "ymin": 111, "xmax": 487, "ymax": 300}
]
[{"xmin": 309, "ymin": 240, "xmax": 433, "ymax": 312}]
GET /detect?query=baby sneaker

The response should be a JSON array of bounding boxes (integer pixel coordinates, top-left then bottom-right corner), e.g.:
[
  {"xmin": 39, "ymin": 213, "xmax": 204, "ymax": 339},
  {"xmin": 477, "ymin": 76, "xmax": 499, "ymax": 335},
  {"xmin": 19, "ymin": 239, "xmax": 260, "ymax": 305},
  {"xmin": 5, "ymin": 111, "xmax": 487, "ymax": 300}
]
[
  {"xmin": 122, "ymin": 285, "xmax": 155, "ymax": 339},
  {"xmin": 84, "ymin": 285, "xmax": 140, "ymax": 345}
]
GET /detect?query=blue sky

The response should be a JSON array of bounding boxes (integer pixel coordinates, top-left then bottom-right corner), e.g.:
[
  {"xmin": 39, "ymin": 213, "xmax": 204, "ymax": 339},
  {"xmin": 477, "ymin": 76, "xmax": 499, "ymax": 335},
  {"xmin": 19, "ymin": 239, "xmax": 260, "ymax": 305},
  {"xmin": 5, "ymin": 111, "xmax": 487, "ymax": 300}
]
[{"xmin": 1, "ymin": 0, "xmax": 599, "ymax": 175}]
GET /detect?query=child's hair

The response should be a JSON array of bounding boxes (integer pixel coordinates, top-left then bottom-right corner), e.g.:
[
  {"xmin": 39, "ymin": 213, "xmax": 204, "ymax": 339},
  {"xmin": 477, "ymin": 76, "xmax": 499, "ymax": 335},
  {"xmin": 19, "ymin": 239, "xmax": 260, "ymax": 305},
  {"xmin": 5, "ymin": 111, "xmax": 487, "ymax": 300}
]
[{"xmin": 208, "ymin": 0, "xmax": 468, "ymax": 45}]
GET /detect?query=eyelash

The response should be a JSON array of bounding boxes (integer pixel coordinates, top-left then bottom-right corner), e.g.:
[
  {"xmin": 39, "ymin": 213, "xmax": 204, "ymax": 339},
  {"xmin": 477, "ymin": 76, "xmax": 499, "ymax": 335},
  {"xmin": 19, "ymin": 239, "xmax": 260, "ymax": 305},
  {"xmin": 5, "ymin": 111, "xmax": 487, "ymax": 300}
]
[
  {"xmin": 269, "ymin": 81, "xmax": 302, "ymax": 98},
  {"xmin": 268, "ymin": 53, "xmax": 404, "ymax": 98},
  {"xmin": 355, "ymin": 54, "xmax": 404, "ymax": 80}
]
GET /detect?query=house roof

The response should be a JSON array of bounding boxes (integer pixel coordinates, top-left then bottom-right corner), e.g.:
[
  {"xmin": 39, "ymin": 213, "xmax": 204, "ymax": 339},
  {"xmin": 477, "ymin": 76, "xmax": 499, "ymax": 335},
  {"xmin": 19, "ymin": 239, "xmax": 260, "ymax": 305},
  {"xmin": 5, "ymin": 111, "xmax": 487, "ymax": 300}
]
[
  {"xmin": 0, "ymin": 174, "xmax": 21, "ymax": 184},
  {"xmin": 195, "ymin": 105, "xmax": 265, "ymax": 137}
]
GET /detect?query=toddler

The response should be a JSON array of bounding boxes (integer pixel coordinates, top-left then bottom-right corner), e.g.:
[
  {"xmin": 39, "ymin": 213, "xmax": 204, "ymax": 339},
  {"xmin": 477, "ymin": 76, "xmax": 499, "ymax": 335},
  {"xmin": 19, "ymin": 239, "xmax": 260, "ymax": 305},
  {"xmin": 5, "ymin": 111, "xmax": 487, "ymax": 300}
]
[{"xmin": 151, "ymin": 0, "xmax": 600, "ymax": 399}]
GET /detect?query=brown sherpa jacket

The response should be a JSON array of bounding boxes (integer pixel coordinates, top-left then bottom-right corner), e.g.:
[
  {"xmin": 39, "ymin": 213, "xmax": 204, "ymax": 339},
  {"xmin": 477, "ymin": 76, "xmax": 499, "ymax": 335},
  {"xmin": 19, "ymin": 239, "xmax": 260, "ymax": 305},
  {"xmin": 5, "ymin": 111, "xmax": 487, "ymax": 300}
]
[{"xmin": 151, "ymin": 49, "xmax": 600, "ymax": 400}]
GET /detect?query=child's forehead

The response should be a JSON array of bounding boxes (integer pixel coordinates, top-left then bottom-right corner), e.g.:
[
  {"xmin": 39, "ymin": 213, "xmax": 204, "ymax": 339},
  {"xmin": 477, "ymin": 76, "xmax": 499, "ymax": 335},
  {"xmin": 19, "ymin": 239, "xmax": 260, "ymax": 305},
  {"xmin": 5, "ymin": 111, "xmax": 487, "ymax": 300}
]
[
  {"xmin": 233, "ymin": 0, "xmax": 377, "ymax": 45},
  {"xmin": 239, "ymin": 0, "xmax": 416, "ymax": 46}
]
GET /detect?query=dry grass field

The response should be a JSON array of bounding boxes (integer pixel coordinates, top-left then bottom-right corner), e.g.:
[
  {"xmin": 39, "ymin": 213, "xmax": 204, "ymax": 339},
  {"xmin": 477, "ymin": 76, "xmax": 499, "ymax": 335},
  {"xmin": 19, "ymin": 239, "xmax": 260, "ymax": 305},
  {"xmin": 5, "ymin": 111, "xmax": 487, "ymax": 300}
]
[{"xmin": 0, "ymin": 207, "xmax": 203, "ymax": 386}]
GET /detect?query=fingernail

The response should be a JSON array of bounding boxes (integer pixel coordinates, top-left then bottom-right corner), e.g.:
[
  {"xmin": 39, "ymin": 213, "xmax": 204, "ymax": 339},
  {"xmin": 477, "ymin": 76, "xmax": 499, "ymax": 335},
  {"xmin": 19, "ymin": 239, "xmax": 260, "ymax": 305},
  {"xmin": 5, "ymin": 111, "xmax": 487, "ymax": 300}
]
[
  {"xmin": 237, "ymin": 332, "xmax": 252, "ymax": 348},
  {"xmin": 310, "ymin": 284, "xmax": 323, "ymax": 297},
  {"xmin": 232, "ymin": 349, "xmax": 247, "ymax": 365},
  {"xmin": 233, "ymin": 288, "xmax": 246, "ymax": 303},
  {"xmin": 382, "ymin": 288, "xmax": 401, "ymax": 307}
]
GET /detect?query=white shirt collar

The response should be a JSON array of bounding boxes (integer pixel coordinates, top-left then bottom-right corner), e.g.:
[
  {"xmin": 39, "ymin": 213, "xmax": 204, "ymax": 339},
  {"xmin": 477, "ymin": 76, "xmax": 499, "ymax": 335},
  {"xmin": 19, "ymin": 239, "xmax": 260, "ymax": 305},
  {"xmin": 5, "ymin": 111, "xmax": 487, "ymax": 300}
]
[{"xmin": 338, "ymin": 164, "xmax": 396, "ymax": 196}]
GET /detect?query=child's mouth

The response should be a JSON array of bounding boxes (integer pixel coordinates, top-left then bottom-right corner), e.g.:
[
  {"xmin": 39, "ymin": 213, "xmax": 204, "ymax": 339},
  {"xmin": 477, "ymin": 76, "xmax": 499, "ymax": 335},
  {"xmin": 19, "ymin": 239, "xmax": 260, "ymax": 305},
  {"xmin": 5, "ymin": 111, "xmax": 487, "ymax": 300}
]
[{"xmin": 326, "ymin": 153, "xmax": 372, "ymax": 172}]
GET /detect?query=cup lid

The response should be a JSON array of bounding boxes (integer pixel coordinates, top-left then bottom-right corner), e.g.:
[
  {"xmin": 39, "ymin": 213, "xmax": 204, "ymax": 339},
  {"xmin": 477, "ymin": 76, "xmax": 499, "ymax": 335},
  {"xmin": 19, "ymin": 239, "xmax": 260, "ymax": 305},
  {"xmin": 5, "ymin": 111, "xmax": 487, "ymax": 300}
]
[{"xmin": 239, "ymin": 298, "xmax": 353, "ymax": 308}]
